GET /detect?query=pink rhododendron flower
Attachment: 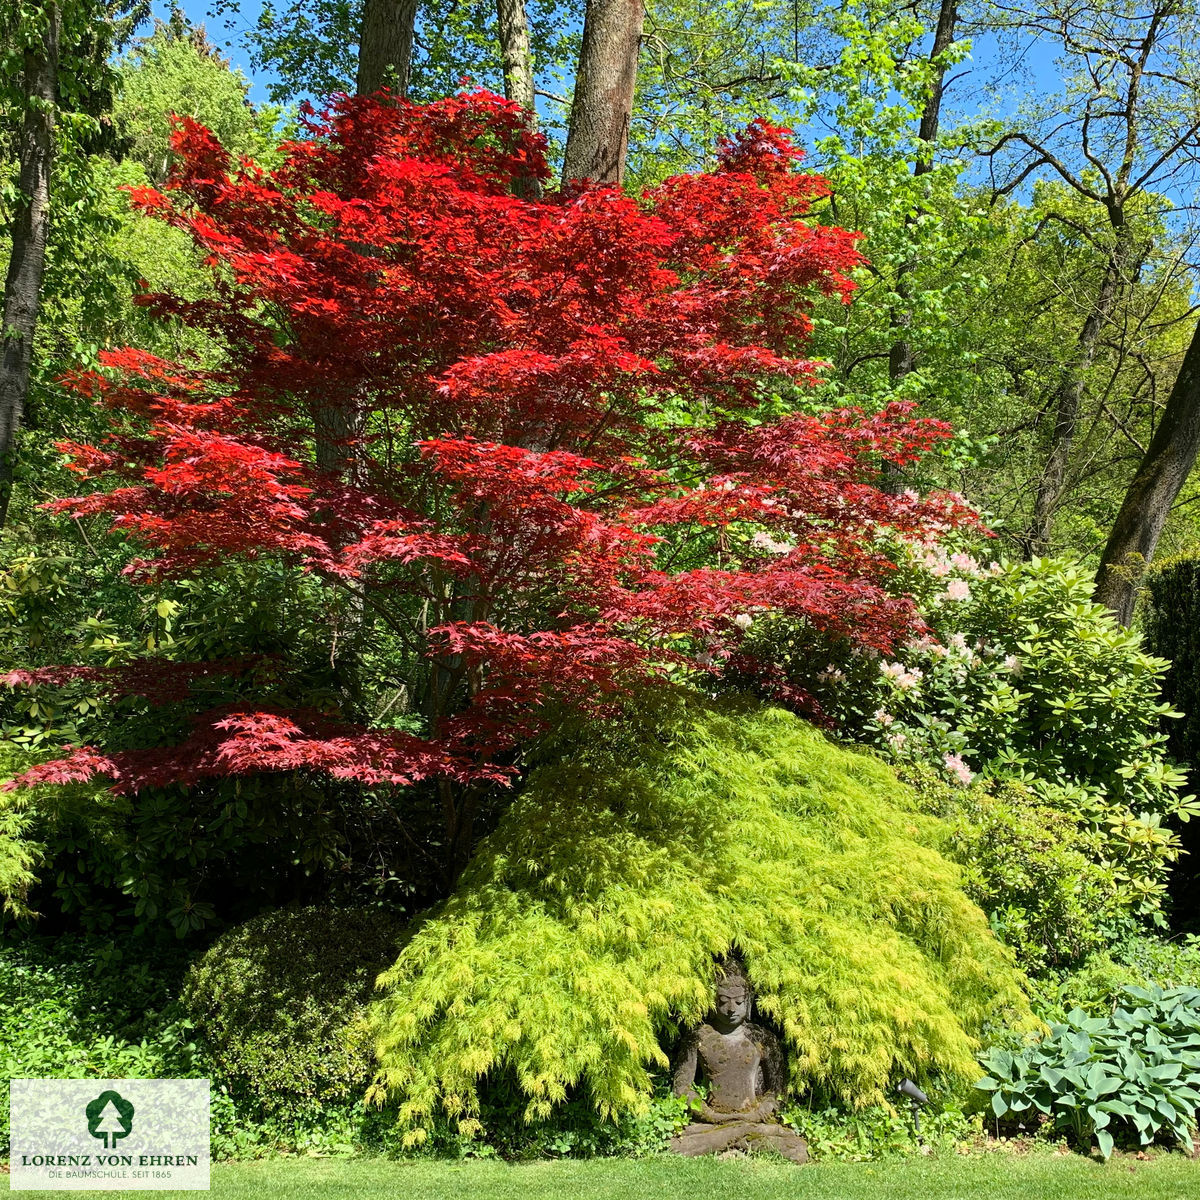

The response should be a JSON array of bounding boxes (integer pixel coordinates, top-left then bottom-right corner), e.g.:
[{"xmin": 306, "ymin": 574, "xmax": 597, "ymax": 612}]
[{"xmin": 943, "ymin": 752, "xmax": 974, "ymax": 786}]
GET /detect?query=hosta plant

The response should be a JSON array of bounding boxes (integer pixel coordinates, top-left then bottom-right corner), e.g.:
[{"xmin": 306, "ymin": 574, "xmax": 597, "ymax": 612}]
[{"xmin": 977, "ymin": 985, "xmax": 1200, "ymax": 1159}]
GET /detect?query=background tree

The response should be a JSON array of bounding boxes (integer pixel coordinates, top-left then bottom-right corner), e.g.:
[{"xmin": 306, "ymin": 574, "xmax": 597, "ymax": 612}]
[
  {"xmin": 113, "ymin": 8, "xmax": 280, "ymax": 184},
  {"xmin": 356, "ymin": 0, "xmax": 419, "ymax": 96},
  {"xmin": 495, "ymin": 0, "xmax": 534, "ymax": 115},
  {"xmin": 561, "ymin": 0, "xmax": 643, "ymax": 184},
  {"xmin": 982, "ymin": 0, "xmax": 1200, "ymax": 556},
  {"xmin": 0, "ymin": 0, "xmax": 151, "ymax": 530},
  {"xmin": 0, "ymin": 0, "xmax": 59, "ymax": 530},
  {"xmin": 1096, "ymin": 321, "xmax": 1200, "ymax": 624}
]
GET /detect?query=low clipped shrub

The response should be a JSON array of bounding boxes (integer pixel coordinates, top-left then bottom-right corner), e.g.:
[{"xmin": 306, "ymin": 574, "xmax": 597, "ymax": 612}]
[
  {"xmin": 182, "ymin": 906, "xmax": 407, "ymax": 1115},
  {"xmin": 369, "ymin": 690, "xmax": 1030, "ymax": 1144},
  {"xmin": 977, "ymin": 986, "xmax": 1200, "ymax": 1159}
]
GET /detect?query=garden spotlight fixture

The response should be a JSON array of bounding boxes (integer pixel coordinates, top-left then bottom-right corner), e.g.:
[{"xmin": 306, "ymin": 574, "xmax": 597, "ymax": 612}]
[{"xmin": 897, "ymin": 1079, "xmax": 929, "ymax": 1144}]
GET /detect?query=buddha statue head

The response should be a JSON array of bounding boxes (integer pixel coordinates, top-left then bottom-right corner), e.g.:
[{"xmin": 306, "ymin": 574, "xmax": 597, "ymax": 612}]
[{"xmin": 710, "ymin": 959, "xmax": 752, "ymax": 1034}]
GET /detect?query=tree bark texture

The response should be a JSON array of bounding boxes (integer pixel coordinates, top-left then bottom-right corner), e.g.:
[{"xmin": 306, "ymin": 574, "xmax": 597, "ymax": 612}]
[
  {"xmin": 561, "ymin": 0, "xmax": 643, "ymax": 185},
  {"xmin": 913, "ymin": 0, "xmax": 958, "ymax": 175},
  {"xmin": 0, "ymin": 5, "xmax": 59, "ymax": 530},
  {"xmin": 496, "ymin": 0, "xmax": 535, "ymax": 113},
  {"xmin": 889, "ymin": 0, "xmax": 959, "ymax": 381},
  {"xmin": 1094, "ymin": 320, "xmax": 1200, "ymax": 625},
  {"xmin": 356, "ymin": 0, "xmax": 418, "ymax": 97},
  {"xmin": 1026, "ymin": 229, "xmax": 1132, "ymax": 555}
]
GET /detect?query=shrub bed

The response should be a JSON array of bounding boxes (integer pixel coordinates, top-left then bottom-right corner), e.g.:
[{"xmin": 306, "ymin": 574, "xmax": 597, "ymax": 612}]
[{"xmin": 369, "ymin": 690, "xmax": 1031, "ymax": 1144}]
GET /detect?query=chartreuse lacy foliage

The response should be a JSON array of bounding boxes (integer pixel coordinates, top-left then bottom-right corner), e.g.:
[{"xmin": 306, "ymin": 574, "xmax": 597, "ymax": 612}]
[
  {"xmin": 978, "ymin": 986, "xmax": 1200, "ymax": 1160},
  {"xmin": 182, "ymin": 906, "xmax": 407, "ymax": 1113},
  {"xmin": 0, "ymin": 745, "xmax": 38, "ymax": 917},
  {"xmin": 369, "ymin": 692, "xmax": 1030, "ymax": 1144}
]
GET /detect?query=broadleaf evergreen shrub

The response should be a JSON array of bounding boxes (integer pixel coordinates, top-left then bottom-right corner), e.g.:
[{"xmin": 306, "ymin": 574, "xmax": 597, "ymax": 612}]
[
  {"xmin": 748, "ymin": 556, "xmax": 1192, "ymax": 935},
  {"xmin": 182, "ymin": 906, "xmax": 407, "ymax": 1113},
  {"xmin": 905, "ymin": 767, "xmax": 1127, "ymax": 972},
  {"xmin": 369, "ymin": 691, "xmax": 1031, "ymax": 1143}
]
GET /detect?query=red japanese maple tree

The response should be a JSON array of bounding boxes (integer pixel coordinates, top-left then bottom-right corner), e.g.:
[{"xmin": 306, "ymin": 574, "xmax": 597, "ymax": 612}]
[{"xmin": 6, "ymin": 93, "xmax": 972, "ymax": 807}]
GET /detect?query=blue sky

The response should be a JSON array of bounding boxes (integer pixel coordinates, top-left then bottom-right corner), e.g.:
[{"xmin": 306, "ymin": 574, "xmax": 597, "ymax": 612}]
[{"xmin": 165, "ymin": 0, "xmax": 1056, "ymax": 119}]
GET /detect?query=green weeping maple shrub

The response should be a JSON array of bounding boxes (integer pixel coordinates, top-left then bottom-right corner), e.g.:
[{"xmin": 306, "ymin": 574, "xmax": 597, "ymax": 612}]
[{"xmin": 369, "ymin": 692, "xmax": 1031, "ymax": 1143}]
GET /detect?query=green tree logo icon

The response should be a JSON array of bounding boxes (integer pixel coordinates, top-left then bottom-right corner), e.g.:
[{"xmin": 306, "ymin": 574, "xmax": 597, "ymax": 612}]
[{"xmin": 85, "ymin": 1090, "xmax": 135, "ymax": 1149}]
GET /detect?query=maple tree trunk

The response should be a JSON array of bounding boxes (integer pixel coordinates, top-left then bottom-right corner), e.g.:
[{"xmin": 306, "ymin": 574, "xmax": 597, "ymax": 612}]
[
  {"xmin": 0, "ymin": 6, "xmax": 59, "ymax": 531},
  {"xmin": 1094, "ymin": 320, "xmax": 1200, "ymax": 625},
  {"xmin": 314, "ymin": 394, "xmax": 373, "ymax": 712},
  {"xmin": 356, "ymin": 0, "xmax": 419, "ymax": 96},
  {"xmin": 1025, "ymin": 228, "xmax": 1131, "ymax": 555},
  {"xmin": 561, "ymin": 0, "xmax": 643, "ymax": 185}
]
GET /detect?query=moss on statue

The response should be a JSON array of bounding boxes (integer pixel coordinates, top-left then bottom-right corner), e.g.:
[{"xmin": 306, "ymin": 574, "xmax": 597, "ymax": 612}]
[{"xmin": 369, "ymin": 691, "xmax": 1031, "ymax": 1143}]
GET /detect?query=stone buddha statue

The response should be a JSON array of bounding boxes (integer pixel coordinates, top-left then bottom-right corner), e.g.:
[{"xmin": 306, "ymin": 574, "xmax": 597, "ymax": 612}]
[{"xmin": 669, "ymin": 961, "xmax": 808, "ymax": 1163}]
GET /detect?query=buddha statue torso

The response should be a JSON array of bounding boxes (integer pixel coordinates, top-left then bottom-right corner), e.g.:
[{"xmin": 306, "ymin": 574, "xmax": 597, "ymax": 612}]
[{"xmin": 695, "ymin": 1024, "xmax": 763, "ymax": 1113}]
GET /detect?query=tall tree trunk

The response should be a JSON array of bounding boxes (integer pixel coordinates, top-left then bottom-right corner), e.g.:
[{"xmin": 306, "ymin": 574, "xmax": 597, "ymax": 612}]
[
  {"xmin": 343, "ymin": 0, "xmax": 420, "ymax": 704},
  {"xmin": 561, "ymin": 0, "xmax": 643, "ymax": 185},
  {"xmin": 0, "ymin": 5, "xmax": 59, "ymax": 531},
  {"xmin": 1025, "ymin": 227, "xmax": 1131, "ymax": 555},
  {"xmin": 881, "ymin": 0, "xmax": 957, "ymax": 491},
  {"xmin": 497, "ymin": 0, "xmax": 535, "ymax": 114},
  {"xmin": 496, "ymin": 0, "xmax": 542, "ymax": 198},
  {"xmin": 889, "ymin": 0, "xmax": 958, "ymax": 376},
  {"xmin": 314, "ymin": 392, "xmax": 373, "ymax": 715},
  {"xmin": 913, "ymin": 0, "xmax": 957, "ymax": 173},
  {"xmin": 356, "ymin": 0, "xmax": 418, "ymax": 96},
  {"xmin": 1094, "ymin": 320, "xmax": 1200, "ymax": 625}
]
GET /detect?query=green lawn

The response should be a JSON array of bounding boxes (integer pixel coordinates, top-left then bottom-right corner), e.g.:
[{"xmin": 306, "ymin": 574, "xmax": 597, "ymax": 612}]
[{"xmin": 8, "ymin": 1151, "xmax": 1200, "ymax": 1200}]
